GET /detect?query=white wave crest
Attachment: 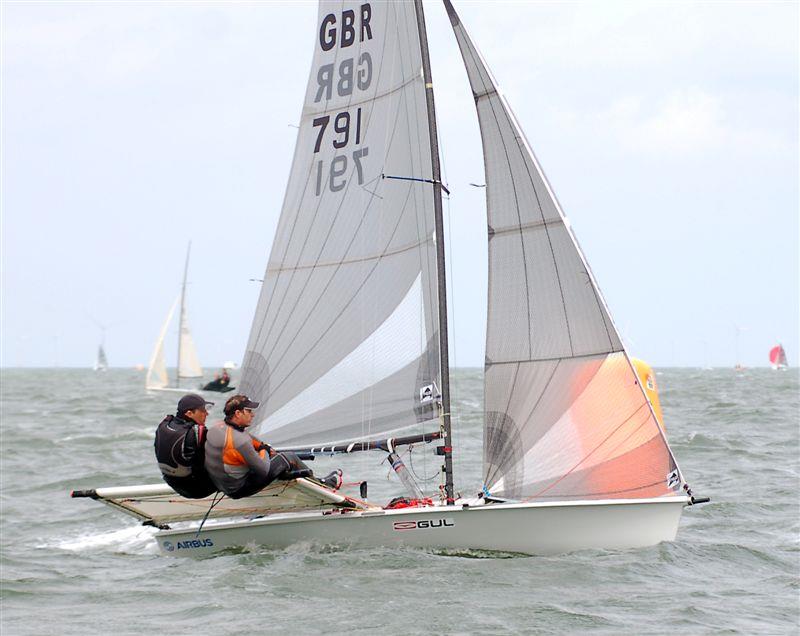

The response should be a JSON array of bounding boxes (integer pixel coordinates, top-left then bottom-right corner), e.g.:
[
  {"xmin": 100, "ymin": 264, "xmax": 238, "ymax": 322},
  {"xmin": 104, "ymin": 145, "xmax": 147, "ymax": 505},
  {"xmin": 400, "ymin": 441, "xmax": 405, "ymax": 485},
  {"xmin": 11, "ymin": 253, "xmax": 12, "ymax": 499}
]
[{"xmin": 48, "ymin": 525, "xmax": 160, "ymax": 555}]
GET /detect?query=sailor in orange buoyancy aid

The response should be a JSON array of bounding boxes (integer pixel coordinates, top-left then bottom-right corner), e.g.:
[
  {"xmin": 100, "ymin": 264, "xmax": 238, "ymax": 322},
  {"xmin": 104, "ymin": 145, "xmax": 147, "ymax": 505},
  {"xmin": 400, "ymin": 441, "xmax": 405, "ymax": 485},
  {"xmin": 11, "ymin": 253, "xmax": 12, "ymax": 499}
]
[
  {"xmin": 154, "ymin": 394, "xmax": 217, "ymax": 499},
  {"xmin": 204, "ymin": 394, "xmax": 343, "ymax": 499}
]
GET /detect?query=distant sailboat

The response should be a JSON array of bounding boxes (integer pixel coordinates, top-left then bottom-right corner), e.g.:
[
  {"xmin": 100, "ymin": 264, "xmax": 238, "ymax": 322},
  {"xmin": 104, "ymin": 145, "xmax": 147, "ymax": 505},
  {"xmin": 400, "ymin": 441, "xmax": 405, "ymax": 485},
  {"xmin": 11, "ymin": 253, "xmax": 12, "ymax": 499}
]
[
  {"xmin": 769, "ymin": 344, "xmax": 788, "ymax": 370},
  {"xmin": 734, "ymin": 325, "xmax": 747, "ymax": 372},
  {"xmin": 93, "ymin": 344, "xmax": 108, "ymax": 371},
  {"xmin": 145, "ymin": 243, "xmax": 204, "ymax": 393}
]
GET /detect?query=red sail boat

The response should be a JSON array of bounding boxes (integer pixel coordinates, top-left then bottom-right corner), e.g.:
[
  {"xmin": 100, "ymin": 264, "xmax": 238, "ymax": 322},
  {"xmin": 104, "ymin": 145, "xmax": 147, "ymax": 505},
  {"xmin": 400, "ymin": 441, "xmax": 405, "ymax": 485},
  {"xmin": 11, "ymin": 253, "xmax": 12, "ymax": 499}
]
[{"xmin": 769, "ymin": 344, "xmax": 788, "ymax": 370}]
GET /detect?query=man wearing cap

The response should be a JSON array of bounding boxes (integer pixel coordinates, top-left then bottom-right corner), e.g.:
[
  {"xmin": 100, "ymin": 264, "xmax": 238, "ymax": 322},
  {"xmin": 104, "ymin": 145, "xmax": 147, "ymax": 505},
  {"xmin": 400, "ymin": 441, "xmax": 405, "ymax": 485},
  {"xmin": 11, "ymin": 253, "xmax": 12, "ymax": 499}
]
[
  {"xmin": 203, "ymin": 394, "xmax": 295, "ymax": 499},
  {"xmin": 154, "ymin": 393, "xmax": 217, "ymax": 499},
  {"xmin": 205, "ymin": 394, "xmax": 343, "ymax": 499}
]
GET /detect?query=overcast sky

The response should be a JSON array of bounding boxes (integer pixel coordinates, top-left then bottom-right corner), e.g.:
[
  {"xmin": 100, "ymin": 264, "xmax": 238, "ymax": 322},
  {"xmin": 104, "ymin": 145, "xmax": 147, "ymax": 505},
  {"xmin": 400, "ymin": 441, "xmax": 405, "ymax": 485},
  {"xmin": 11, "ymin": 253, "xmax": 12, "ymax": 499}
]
[{"xmin": 2, "ymin": 0, "xmax": 797, "ymax": 369}]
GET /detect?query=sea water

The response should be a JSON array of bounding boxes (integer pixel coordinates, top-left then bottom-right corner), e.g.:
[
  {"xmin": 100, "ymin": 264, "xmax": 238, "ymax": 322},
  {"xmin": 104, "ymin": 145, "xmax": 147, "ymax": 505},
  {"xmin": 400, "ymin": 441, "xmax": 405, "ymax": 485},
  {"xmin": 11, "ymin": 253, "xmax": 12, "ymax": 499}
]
[{"xmin": 1, "ymin": 368, "xmax": 798, "ymax": 634}]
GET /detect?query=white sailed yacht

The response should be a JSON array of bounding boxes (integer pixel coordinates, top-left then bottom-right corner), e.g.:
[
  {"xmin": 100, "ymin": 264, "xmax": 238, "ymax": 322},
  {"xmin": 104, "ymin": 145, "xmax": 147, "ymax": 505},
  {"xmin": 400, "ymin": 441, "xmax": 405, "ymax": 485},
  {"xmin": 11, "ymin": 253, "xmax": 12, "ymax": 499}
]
[
  {"xmin": 145, "ymin": 243, "xmax": 204, "ymax": 394},
  {"xmin": 93, "ymin": 344, "xmax": 108, "ymax": 372},
  {"xmin": 74, "ymin": 0, "xmax": 707, "ymax": 557}
]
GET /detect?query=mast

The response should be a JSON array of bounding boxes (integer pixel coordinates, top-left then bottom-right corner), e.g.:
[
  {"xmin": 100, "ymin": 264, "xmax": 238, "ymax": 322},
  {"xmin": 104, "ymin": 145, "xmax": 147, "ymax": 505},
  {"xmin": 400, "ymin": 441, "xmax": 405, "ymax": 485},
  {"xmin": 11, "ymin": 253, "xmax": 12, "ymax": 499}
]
[
  {"xmin": 176, "ymin": 241, "xmax": 191, "ymax": 385},
  {"xmin": 413, "ymin": 0, "xmax": 455, "ymax": 505}
]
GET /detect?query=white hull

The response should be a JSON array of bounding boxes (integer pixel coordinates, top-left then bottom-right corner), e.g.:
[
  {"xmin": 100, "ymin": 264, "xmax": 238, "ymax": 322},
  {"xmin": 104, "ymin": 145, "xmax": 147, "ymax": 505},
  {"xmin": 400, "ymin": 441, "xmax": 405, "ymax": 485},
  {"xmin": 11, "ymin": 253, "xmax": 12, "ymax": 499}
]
[
  {"xmin": 146, "ymin": 385, "xmax": 208, "ymax": 396},
  {"xmin": 156, "ymin": 496, "xmax": 688, "ymax": 557}
]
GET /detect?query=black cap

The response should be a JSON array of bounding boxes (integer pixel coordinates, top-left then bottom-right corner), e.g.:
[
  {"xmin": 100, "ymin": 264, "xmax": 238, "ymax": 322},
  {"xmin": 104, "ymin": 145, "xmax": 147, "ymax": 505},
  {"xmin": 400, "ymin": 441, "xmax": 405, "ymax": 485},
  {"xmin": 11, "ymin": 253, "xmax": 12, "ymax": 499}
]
[
  {"xmin": 177, "ymin": 393, "xmax": 214, "ymax": 415},
  {"xmin": 223, "ymin": 394, "xmax": 260, "ymax": 416}
]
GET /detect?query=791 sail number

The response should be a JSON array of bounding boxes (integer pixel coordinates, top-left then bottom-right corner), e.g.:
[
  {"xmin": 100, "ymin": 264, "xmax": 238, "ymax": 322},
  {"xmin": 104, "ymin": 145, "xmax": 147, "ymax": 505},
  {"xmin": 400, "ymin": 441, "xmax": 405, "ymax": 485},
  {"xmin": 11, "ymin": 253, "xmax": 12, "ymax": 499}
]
[{"xmin": 312, "ymin": 107, "xmax": 368, "ymax": 195}]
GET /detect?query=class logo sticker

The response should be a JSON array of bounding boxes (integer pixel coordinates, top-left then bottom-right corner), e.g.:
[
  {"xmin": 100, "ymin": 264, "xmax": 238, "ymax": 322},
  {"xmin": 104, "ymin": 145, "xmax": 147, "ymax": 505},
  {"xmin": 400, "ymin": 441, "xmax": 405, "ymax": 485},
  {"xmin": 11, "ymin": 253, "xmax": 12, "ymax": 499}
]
[
  {"xmin": 666, "ymin": 470, "xmax": 680, "ymax": 489},
  {"xmin": 163, "ymin": 541, "xmax": 175, "ymax": 552},
  {"xmin": 393, "ymin": 518, "xmax": 454, "ymax": 531},
  {"xmin": 419, "ymin": 384, "xmax": 435, "ymax": 403}
]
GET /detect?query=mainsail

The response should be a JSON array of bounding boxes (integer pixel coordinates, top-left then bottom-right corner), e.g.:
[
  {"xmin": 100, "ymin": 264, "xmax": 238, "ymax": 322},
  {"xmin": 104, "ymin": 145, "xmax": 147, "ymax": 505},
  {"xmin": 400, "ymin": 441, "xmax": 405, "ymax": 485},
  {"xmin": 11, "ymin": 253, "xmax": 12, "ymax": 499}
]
[
  {"xmin": 177, "ymin": 307, "xmax": 203, "ymax": 379},
  {"xmin": 240, "ymin": 1, "xmax": 442, "ymax": 448},
  {"xmin": 146, "ymin": 296, "xmax": 179, "ymax": 390},
  {"xmin": 176, "ymin": 242, "xmax": 203, "ymax": 380},
  {"xmin": 445, "ymin": 1, "xmax": 682, "ymax": 501},
  {"xmin": 94, "ymin": 345, "xmax": 108, "ymax": 371}
]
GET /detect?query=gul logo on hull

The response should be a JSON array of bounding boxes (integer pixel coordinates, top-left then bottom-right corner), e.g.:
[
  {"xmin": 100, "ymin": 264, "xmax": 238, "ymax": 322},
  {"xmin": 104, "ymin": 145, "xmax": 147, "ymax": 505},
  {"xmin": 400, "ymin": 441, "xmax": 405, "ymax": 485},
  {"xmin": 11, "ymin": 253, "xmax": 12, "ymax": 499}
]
[
  {"xmin": 162, "ymin": 538, "xmax": 214, "ymax": 551},
  {"xmin": 393, "ymin": 519, "xmax": 455, "ymax": 531}
]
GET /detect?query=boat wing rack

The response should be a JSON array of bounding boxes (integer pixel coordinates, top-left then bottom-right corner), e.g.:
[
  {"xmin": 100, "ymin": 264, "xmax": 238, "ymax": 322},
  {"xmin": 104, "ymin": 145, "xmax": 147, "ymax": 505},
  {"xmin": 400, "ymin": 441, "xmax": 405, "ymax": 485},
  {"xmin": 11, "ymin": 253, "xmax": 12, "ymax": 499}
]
[{"xmin": 71, "ymin": 479, "xmax": 377, "ymax": 526}]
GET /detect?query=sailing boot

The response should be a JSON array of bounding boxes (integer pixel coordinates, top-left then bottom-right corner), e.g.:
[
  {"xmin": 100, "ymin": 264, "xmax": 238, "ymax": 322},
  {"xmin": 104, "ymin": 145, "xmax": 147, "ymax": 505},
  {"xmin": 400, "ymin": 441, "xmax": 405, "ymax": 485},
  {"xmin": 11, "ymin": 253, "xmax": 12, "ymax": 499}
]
[{"xmin": 319, "ymin": 469, "xmax": 343, "ymax": 490}]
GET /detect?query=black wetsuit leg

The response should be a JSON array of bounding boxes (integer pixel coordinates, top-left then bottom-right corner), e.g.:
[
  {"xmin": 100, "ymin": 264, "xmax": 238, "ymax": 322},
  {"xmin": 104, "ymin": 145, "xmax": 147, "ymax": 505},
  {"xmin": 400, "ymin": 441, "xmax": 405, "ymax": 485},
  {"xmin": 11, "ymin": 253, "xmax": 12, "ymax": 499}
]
[
  {"xmin": 164, "ymin": 474, "xmax": 217, "ymax": 499},
  {"xmin": 228, "ymin": 454, "xmax": 292, "ymax": 499},
  {"xmin": 278, "ymin": 451, "xmax": 312, "ymax": 473}
]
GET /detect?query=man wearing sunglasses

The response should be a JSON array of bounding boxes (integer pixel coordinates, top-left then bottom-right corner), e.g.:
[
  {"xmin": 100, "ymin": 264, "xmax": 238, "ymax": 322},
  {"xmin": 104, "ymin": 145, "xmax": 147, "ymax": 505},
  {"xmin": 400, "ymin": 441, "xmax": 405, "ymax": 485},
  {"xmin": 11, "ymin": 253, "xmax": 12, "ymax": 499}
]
[
  {"xmin": 205, "ymin": 394, "xmax": 342, "ymax": 499},
  {"xmin": 154, "ymin": 393, "xmax": 217, "ymax": 498}
]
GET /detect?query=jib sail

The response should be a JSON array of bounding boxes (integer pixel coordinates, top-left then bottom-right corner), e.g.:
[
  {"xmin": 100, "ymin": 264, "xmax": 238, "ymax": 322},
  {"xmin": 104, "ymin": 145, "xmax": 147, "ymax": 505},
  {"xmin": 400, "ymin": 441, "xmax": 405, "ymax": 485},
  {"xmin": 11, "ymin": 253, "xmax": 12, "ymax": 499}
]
[{"xmin": 445, "ymin": 0, "xmax": 682, "ymax": 502}]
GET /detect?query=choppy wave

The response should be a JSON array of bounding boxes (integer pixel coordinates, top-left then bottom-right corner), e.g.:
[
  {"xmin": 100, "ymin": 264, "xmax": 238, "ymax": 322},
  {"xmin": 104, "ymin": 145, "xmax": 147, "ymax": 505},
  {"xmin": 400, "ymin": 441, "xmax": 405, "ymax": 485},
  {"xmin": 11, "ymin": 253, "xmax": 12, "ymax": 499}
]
[{"xmin": 1, "ymin": 368, "xmax": 798, "ymax": 634}]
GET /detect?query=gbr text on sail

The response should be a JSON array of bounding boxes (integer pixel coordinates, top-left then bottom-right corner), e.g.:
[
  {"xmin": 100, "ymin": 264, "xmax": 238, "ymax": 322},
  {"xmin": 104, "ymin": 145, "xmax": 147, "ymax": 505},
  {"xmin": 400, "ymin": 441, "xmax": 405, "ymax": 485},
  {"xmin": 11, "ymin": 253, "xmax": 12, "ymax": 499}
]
[{"xmin": 312, "ymin": 4, "xmax": 373, "ymax": 196}]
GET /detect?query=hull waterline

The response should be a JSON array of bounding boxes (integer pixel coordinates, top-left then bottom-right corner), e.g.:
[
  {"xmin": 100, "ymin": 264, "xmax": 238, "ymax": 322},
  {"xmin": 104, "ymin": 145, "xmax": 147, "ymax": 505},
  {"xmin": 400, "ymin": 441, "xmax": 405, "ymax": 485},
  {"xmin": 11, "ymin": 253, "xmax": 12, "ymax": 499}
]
[{"xmin": 156, "ymin": 496, "xmax": 688, "ymax": 557}]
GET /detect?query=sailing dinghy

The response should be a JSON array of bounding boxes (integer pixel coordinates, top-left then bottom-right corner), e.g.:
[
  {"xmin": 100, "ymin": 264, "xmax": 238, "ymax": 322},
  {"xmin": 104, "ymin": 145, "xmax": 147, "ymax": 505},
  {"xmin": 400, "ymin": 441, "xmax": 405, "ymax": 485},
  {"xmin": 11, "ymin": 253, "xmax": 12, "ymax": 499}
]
[
  {"xmin": 73, "ymin": 0, "xmax": 708, "ymax": 557},
  {"xmin": 769, "ymin": 344, "xmax": 788, "ymax": 370},
  {"xmin": 145, "ymin": 243, "xmax": 205, "ymax": 394}
]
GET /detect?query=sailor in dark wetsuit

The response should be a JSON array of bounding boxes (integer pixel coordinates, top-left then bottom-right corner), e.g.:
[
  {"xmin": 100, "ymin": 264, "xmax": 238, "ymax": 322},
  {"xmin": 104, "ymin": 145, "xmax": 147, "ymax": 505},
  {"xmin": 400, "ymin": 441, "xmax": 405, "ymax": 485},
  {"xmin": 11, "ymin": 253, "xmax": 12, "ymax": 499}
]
[
  {"xmin": 205, "ymin": 394, "xmax": 342, "ymax": 499},
  {"xmin": 154, "ymin": 394, "xmax": 217, "ymax": 499},
  {"xmin": 202, "ymin": 369, "xmax": 233, "ymax": 392}
]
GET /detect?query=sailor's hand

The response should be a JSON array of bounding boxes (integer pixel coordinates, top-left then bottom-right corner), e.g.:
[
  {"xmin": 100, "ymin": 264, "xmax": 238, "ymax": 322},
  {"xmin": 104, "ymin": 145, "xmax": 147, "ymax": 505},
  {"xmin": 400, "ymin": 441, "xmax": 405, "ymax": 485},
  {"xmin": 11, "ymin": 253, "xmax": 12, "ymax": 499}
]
[{"xmin": 258, "ymin": 442, "xmax": 276, "ymax": 457}]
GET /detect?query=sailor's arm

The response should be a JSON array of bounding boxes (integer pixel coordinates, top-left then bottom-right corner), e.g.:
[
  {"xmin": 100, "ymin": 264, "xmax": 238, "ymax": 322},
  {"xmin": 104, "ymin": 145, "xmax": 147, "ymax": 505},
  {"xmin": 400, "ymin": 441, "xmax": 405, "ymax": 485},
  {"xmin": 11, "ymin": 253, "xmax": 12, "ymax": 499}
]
[{"xmin": 235, "ymin": 434, "xmax": 270, "ymax": 480}]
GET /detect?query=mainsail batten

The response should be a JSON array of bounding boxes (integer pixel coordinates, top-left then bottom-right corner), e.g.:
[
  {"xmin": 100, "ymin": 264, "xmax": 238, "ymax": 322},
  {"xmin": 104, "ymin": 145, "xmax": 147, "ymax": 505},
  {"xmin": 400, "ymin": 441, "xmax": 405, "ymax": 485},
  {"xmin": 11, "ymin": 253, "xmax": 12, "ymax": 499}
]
[
  {"xmin": 241, "ymin": 1, "xmax": 442, "ymax": 448},
  {"xmin": 445, "ymin": 0, "xmax": 681, "ymax": 502}
]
